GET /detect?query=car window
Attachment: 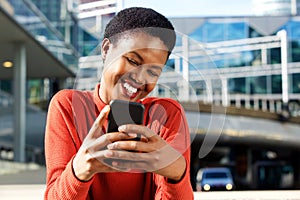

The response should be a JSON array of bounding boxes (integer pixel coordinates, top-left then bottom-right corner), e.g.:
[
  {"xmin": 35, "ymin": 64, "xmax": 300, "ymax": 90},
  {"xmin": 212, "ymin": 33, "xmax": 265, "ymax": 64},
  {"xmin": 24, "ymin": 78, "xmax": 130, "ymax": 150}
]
[{"xmin": 204, "ymin": 172, "xmax": 228, "ymax": 179}]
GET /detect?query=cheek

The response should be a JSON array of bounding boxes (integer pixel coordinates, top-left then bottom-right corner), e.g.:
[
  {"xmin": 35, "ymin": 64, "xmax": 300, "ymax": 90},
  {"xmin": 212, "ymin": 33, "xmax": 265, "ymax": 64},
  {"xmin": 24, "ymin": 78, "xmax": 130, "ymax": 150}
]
[
  {"xmin": 103, "ymin": 59, "xmax": 127, "ymax": 83},
  {"xmin": 144, "ymin": 82, "xmax": 157, "ymax": 94},
  {"xmin": 138, "ymin": 83, "xmax": 156, "ymax": 100}
]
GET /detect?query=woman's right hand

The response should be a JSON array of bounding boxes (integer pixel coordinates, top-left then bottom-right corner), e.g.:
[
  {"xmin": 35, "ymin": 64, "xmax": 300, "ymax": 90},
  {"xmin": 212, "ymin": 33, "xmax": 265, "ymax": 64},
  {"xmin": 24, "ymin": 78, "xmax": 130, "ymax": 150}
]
[{"xmin": 72, "ymin": 105, "xmax": 135, "ymax": 181}]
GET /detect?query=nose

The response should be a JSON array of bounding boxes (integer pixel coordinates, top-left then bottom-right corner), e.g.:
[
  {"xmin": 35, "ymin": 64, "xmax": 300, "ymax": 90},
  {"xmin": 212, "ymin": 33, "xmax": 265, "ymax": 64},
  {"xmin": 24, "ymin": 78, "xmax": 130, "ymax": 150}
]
[{"xmin": 130, "ymin": 67, "xmax": 146, "ymax": 85}]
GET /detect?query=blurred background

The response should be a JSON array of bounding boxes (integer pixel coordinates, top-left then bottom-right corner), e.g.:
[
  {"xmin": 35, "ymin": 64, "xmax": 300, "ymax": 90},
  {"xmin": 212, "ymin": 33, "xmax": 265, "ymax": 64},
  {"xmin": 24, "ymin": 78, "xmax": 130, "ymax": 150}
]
[{"xmin": 1, "ymin": 0, "xmax": 300, "ymax": 196}]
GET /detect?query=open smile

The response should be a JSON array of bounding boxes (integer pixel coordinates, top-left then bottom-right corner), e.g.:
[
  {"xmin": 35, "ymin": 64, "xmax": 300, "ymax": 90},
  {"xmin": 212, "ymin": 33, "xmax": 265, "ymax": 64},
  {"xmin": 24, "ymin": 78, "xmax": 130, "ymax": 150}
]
[
  {"xmin": 120, "ymin": 80, "xmax": 141, "ymax": 99},
  {"xmin": 124, "ymin": 82, "xmax": 137, "ymax": 95}
]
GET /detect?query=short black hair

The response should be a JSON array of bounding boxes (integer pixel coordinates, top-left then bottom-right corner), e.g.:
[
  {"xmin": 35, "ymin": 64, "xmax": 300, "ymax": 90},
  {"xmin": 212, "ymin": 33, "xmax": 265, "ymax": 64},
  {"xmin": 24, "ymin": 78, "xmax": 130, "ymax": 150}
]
[{"xmin": 104, "ymin": 7, "xmax": 176, "ymax": 53}]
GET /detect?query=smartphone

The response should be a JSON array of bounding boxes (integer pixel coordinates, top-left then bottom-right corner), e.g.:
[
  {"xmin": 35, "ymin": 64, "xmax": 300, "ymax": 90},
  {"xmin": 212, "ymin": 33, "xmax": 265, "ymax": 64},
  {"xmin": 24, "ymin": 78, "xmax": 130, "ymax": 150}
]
[{"xmin": 107, "ymin": 99, "xmax": 145, "ymax": 133}]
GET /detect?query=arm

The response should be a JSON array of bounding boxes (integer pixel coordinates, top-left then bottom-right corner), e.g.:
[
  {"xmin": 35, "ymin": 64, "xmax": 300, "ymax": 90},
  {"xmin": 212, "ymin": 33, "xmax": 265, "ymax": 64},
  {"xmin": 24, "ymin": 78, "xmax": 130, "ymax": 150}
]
[
  {"xmin": 45, "ymin": 90, "xmax": 139, "ymax": 199},
  {"xmin": 154, "ymin": 150, "xmax": 193, "ymax": 200},
  {"xmin": 150, "ymin": 99, "xmax": 194, "ymax": 200},
  {"xmin": 44, "ymin": 90, "xmax": 93, "ymax": 199},
  {"xmin": 104, "ymin": 99, "xmax": 194, "ymax": 199}
]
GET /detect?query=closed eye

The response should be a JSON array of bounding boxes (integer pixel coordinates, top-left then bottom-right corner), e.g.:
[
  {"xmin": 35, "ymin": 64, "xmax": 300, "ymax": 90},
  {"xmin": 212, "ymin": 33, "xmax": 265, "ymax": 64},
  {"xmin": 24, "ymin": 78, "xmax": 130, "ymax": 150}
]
[
  {"xmin": 147, "ymin": 69, "xmax": 159, "ymax": 77},
  {"xmin": 126, "ymin": 57, "xmax": 139, "ymax": 66}
]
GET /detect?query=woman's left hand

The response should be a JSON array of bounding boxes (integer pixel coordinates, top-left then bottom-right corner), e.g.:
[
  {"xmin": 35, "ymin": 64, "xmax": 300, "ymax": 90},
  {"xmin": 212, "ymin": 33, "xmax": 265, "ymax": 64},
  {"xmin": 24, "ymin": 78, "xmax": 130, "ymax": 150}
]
[{"xmin": 104, "ymin": 124, "xmax": 186, "ymax": 182}]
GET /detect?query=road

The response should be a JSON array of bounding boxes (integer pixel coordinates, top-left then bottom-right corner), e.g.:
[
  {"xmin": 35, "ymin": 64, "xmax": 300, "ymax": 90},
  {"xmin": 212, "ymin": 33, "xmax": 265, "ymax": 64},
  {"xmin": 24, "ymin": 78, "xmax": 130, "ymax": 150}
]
[
  {"xmin": 194, "ymin": 190, "xmax": 300, "ymax": 200},
  {"xmin": 0, "ymin": 186, "xmax": 300, "ymax": 200}
]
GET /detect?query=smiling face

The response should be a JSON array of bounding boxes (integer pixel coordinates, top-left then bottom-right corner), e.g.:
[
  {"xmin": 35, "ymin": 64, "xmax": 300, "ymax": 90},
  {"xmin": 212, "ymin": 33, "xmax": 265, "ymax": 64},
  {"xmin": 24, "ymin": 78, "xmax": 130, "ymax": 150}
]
[{"xmin": 99, "ymin": 31, "xmax": 169, "ymax": 103}]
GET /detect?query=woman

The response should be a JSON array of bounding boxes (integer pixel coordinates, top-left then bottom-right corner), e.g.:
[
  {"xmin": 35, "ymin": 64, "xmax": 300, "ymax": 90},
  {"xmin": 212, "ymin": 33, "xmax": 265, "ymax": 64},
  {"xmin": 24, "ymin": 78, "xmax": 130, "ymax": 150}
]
[{"xmin": 44, "ymin": 7, "xmax": 194, "ymax": 200}]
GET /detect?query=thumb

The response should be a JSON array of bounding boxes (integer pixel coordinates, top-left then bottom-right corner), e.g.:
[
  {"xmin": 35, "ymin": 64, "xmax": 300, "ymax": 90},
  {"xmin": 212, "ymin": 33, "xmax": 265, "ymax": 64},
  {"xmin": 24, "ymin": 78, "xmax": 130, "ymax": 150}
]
[
  {"xmin": 88, "ymin": 105, "xmax": 110, "ymax": 139},
  {"xmin": 97, "ymin": 105, "xmax": 110, "ymax": 125}
]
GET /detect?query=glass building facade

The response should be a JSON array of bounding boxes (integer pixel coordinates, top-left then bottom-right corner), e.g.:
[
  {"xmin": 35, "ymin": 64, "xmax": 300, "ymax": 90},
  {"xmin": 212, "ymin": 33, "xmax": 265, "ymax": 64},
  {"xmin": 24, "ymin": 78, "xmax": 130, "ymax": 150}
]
[
  {"xmin": 253, "ymin": 0, "xmax": 300, "ymax": 16},
  {"xmin": 0, "ymin": 0, "xmax": 100, "ymax": 102},
  {"xmin": 166, "ymin": 16, "xmax": 300, "ymax": 114},
  {"xmin": 30, "ymin": 0, "xmax": 99, "ymax": 57}
]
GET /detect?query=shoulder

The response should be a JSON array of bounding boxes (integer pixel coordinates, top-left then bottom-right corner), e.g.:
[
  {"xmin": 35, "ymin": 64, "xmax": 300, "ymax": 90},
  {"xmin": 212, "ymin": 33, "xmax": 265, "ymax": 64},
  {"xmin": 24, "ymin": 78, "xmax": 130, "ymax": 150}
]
[
  {"xmin": 50, "ymin": 89, "xmax": 77, "ymax": 105},
  {"xmin": 52, "ymin": 89, "xmax": 74, "ymax": 99},
  {"xmin": 49, "ymin": 89, "xmax": 74, "ymax": 104},
  {"xmin": 49, "ymin": 89, "xmax": 93, "ymax": 108}
]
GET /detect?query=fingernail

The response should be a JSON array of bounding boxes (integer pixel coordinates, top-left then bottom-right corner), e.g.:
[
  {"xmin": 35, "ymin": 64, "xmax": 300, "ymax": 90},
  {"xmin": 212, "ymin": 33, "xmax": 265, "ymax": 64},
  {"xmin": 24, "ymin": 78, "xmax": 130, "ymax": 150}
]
[
  {"xmin": 112, "ymin": 161, "xmax": 118, "ymax": 166},
  {"xmin": 128, "ymin": 133, "xmax": 137, "ymax": 138},
  {"xmin": 118, "ymin": 125, "xmax": 126, "ymax": 131},
  {"xmin": 103, "ymin": 105, "xmax": 110, "ymax": 112},
  {"xmin": 104, "ymin": 150, "xmax": 113, "ymax": 157},
  {"xmin": 107, "ymin": 143, "xmax": 113, "ymax": 149}
]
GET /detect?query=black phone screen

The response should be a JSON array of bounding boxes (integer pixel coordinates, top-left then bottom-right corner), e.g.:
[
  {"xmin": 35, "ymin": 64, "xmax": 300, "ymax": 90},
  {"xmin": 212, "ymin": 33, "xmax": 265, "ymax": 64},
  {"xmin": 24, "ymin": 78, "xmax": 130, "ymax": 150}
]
[{"xmin": 107, "ymin": 100, "xmax": 145, "ymax": 133}]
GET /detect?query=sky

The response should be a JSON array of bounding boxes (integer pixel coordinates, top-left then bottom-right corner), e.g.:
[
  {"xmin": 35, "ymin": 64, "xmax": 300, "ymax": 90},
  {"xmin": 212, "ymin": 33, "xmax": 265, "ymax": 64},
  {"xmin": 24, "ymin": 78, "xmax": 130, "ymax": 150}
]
[{"xmin": 121, "ymin": 0, "xmax": 254, "ymax": 17}]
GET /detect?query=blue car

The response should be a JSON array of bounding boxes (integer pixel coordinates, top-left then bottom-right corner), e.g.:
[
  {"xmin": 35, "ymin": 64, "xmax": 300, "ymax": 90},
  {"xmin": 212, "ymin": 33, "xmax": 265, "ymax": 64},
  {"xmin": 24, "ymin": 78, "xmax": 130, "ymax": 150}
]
[{"xmin": 196, "ymin": 167, "xmax": 235, "ymax": 191}]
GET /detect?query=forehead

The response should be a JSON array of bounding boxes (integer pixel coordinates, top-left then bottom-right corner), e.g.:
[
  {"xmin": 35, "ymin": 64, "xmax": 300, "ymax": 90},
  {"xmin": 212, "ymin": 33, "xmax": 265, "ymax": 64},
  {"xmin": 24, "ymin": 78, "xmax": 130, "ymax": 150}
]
[{"xmin": 111, "ymin": 31, "xmax": 169, "ymax": 52}]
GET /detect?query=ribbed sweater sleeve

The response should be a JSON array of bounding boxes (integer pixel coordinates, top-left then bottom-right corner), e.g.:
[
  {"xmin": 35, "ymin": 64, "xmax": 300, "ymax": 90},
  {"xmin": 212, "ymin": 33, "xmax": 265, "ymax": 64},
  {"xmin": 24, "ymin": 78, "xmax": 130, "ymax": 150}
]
[
  {"xmin": 144, "ymin": 98, "xmax": 194, "ymax": 200},
  {"xmin": 44, "ymin": 90, "xmax": 93, "ymax": 199},
  {"xmin": 154, "ymin": 150, "xmax": 193, "ymax": 200}
]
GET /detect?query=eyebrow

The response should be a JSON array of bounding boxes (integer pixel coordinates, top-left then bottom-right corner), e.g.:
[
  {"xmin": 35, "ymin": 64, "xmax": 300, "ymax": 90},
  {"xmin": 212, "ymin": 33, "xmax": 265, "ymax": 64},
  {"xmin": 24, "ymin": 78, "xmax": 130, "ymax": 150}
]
[{"xmin": 129, "ymin": 51, "xmax": 144, "ymax": 62}]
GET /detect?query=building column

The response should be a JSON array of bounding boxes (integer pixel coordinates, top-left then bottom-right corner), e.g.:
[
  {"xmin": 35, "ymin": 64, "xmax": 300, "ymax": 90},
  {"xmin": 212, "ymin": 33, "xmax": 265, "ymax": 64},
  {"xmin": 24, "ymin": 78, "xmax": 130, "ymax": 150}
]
[
  {"xmin": 222, "ymin": 78, "xmax": 228, "ymax": 107},
  {"xmin": 246, "ymin": 148, "xmax": 253, "ymax": 188},
  {"xmin": 13, "ymin": 42, "xmax": 26, "ymax": 162},
  {"xmin": 205, "ymin": 79, "xmax": 213, "ymax": 104},
  {"xmin": 277, "ymin": 30, "xmax": 290, "ymax": 120},
  {"xmin": 180, "ymin": 34, "xmax": 189, "ymax": 101},
  {"xmin": 278, "ymin": 30, "xmax": 289, "ymax": 105}
]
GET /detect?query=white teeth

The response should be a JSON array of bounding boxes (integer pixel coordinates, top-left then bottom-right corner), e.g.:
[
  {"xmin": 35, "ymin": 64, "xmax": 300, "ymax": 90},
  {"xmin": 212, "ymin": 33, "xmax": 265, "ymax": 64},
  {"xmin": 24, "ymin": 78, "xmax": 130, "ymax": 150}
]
[{"xmin": 123, "ymin": 82, "xmax": 137, "ymax": 95}]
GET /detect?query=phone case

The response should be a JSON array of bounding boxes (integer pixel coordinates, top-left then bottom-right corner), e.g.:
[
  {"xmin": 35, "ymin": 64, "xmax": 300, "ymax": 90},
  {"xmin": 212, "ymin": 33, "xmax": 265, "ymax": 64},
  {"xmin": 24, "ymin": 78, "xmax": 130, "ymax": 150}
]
[{"xmin": 107, "ymin": 100, "xmax": 145, "ymax": 133}]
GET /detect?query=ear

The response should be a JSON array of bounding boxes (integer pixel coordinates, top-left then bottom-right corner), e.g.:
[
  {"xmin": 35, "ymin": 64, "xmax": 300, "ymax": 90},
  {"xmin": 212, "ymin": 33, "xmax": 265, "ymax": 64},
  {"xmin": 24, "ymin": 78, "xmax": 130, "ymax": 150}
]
[{"xmin": 101, "ymin": 38, "xmax": 111, "ymax": 61}]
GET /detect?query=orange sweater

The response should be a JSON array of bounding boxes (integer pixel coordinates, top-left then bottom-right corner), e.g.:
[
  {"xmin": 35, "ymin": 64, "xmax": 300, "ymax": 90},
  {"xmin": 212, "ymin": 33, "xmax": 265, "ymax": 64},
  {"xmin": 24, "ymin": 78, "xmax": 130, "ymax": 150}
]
[{"xmin": 44, "ymin": 84, "xmax": 194, "ymax": 200}]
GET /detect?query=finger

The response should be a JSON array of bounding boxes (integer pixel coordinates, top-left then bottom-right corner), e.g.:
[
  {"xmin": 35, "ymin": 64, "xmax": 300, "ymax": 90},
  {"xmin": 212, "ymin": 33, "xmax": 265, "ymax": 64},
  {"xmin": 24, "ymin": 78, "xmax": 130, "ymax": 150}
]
[
  {"xmin": 88, "ymin": 150, "xmax": 123, "ymax": 172},
  {"xmin": 105, "ymin": 153, "xmax": 155, "ymax": 172},
  {"xmin": 89, "ymin": 105, "xmax": 110, "ymax": 138},
  {"xmin": 111, "ymin": 148, "xmax": 183, "ymax": 172},
  {"xmin": 102, "ymin": 132, "xmax": 138, "ymax": 145},
  {"xmin": 111, "ymin": 160, "xmax": 148, "ymax": 172},
  {"xmin": 104, "ymin": 149, "xmax": 146, "ymax": 161},
  {"xmin": 103, "ymin": 159, "xmax": 132, "ymax": 172},
  {"xmin": 86, "ymin": 132, "xmax": 137, "ymax": 152},
  {"xmin": 104, "ymin": 146, "xmax": 183, "ymax": 173},
  {"xmin": 107, "ymin": 140, "xmax": 150, "ymax": 153},
  {"xmin": 92, "ymin": 149, "xmax": 142, "ymax": 172},
  {"xmin": 96, "ymin": 105, "xmax": 110, "ymax": 127},
  {"xmin": 118, "ymin": 124, "xmax": 156, "ymax": 140}
]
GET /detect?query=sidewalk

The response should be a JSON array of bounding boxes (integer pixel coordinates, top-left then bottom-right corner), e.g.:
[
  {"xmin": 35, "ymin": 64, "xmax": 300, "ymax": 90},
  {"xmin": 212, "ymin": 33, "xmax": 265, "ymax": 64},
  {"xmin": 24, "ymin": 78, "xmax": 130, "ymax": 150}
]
[
  {"xmin": 0, "ymin": 184, "xmax": 45, "ymax": 200},
  {"xmin": 0, "ymin": 160, "xmax": 46, "ymax": 199},
  {"xmin": 0, "ymin": 160, "xmax": 46, "ymax": 185}
]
